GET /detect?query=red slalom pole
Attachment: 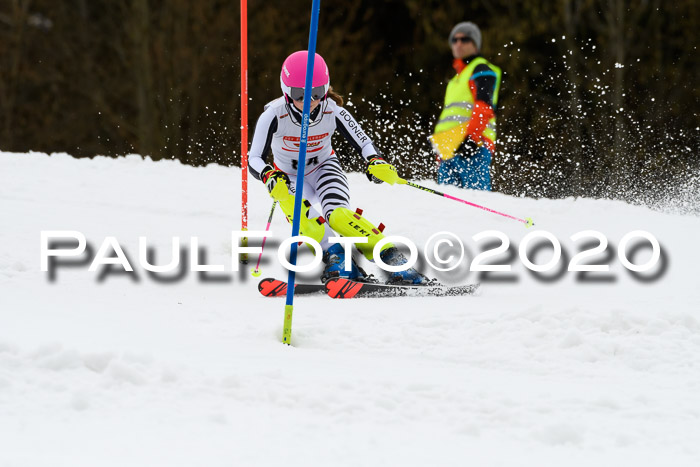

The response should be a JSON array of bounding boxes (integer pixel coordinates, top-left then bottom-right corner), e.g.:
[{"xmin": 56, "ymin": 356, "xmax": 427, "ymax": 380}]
[
  {"xmin": 239, "ymin": 0, "xmax": 249, "ymax": 263},
  {"xmin": 399, "ymin": 179, "xmax": 534, "ymax": 227}
]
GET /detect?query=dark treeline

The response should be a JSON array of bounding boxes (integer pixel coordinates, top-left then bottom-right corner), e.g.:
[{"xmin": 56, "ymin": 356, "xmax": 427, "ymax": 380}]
[{"xmin": 1, "ymin": 0, "xmax": 698, "ymax": 203}]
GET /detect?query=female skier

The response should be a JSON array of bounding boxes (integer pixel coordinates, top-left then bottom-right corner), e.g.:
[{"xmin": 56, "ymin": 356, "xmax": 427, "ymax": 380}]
[{"xmin": 248, "ymin": 50, "xmax": 428, "ymax": 285}]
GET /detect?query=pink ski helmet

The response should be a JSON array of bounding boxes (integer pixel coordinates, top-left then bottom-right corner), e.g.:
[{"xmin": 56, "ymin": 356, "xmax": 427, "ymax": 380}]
[{"xmin": 280, "ymin": 51, "xmax": 330, "ymax": 102}]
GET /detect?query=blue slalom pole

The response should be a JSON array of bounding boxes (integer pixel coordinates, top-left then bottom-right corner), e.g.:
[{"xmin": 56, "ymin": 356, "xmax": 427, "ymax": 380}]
[{"xmin": 282, "ymin": 0, "xmax": 322, "ymax": 345}]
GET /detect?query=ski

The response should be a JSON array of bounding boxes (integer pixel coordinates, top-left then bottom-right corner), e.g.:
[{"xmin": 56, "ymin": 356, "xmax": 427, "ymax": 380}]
[
  {"xmin": 258, "ymin": 278, "xmax": 326, "ymax": 297},
  {"xmin": 259, "ymin": 277, "xmax": 480, "ymax": 299},
  {"xmin": 325, "ymin": 278, "xmax": 480, "ymax": 298}
]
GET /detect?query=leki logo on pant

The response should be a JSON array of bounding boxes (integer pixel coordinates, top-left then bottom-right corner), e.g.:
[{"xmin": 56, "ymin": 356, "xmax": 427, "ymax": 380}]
[{"xmin": 348, "ymin": 222, "xmax": 370, "ymax": 236}]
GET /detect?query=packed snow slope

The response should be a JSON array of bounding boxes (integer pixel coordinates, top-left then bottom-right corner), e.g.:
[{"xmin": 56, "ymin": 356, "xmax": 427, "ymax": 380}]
[{"xmin": 1, "ymin": 151, "xmax": 699, "ymax": 467}]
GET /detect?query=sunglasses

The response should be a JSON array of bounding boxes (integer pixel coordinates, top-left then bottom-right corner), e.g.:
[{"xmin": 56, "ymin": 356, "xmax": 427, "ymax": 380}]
[
  {"xmin": 451, "ymin": 36, "xmax": 473, "ymax": 44},
  {"xmin": 289, "ymin": 85, "xmax": 327, "ymax": 102}
]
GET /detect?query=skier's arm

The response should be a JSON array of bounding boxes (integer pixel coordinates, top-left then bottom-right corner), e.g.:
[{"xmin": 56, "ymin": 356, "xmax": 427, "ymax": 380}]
[
  {"xmin": 366, "ymin": 156, "xmax": 401, "ymax": 185},
  {"xmin": 248, "ymin": 109, "xmax": 278, "ymax": 181},
  {"xmin": 333, "ymin": 106, "xmax": 379, "ymax": 161},
  {"xmin": 332, "ymin": 104, "xmax": 400, "ymax": 185}
]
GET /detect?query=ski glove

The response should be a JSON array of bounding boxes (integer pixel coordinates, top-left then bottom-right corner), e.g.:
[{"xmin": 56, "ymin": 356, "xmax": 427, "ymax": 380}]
[
  {"xmin": 366, "ymin": 156, "xmax": 401, "ymax": 185},
  {"xmin": 261, "ymin": 165, "xmax": 290, "ymax": 197}
]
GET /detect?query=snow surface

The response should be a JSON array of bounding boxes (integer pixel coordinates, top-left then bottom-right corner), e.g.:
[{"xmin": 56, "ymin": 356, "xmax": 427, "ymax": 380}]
[{"xmin": 1, "ymin": 151, "xmax": 699, "ymax": 466}]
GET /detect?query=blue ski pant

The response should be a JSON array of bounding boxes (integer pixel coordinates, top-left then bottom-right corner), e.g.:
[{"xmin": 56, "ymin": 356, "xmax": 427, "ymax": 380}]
[{"xmin": 437, "ymin": 146, "xmax": 492, "ymax": 191}]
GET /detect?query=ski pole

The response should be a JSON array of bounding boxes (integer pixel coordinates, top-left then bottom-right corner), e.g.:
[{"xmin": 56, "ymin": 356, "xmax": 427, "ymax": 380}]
[
  {"xmin": 251, "ymin": 200, "xmax": 277, "ymax": 277},
  {"xmin": 397, "ymin": 178, "xmax": 534, "ymax": 227}
]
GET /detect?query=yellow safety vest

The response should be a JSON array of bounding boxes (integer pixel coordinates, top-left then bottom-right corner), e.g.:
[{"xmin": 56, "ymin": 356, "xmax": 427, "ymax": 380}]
[{"xmin": 431, "ymin": 57, "xmax": 502, "ymax": 160}]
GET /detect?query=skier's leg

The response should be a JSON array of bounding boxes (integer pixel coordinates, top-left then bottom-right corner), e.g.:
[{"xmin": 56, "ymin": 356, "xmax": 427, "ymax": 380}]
[
  {"xmin": 327, "ymin": 207, "xmax": 430, "ymax": 285},
  {"xmin": 311, "ymin": 156, "xmax": 430, "ymax": 284},
  {"xmin": 305, "ymin": 157, "xmax": 368, "ymax": 281},
  {"xmin": 326, "ymin": 206, "xmax": 389, "ymax": 261},
  {"xmin": 270, "ymin": 176, "xmax": 328, "ymax": 247}
]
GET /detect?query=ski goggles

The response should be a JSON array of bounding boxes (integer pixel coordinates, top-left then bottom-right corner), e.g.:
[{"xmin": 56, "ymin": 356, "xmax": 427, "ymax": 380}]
[
  {"xmin": 451, "ymin": 36, "xmax": 474, "ymax": 44},
  {"xmin": 288, "ymin": 85, "xmax": 328, "ymax": 102}
]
